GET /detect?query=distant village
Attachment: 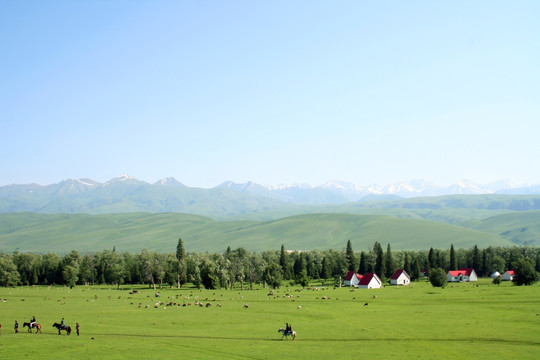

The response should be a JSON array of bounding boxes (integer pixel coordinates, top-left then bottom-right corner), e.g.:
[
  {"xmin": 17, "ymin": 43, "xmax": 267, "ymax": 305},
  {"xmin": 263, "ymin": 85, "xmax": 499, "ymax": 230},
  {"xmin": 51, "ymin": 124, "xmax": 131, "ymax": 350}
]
[{"xmin": 342, "ymin": 268, "xmax": 516, "ymax": 288}]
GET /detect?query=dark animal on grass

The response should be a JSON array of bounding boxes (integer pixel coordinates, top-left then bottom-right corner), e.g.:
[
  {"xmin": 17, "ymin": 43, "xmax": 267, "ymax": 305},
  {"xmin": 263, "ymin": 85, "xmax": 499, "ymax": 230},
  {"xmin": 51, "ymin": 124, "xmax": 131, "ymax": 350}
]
[
  {"xmin": 23, "ymin": 322, "xmax": 42, "ymax": 333},
  {"xmin": 52, "ymin": 322, "xmax": 71, "ymax": 335},
  {"xmin": 277, "ymin": 328, "xmax": 296, "ymax": 340}
]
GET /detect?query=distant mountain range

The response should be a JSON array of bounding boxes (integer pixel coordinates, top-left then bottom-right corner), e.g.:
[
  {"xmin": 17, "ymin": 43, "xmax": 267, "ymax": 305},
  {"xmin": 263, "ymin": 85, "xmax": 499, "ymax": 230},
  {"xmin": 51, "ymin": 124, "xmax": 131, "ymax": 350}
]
[
  {"xmin": 1, "ymin": 175, "xmax": 539, "ymax": 218},
  {"xmin": 217, "ymin": 179, "xmax": 540, "ymax": 203},
  {"xmin": 2, "ymin": 175, "xmax": 540, "ymax": 251}
]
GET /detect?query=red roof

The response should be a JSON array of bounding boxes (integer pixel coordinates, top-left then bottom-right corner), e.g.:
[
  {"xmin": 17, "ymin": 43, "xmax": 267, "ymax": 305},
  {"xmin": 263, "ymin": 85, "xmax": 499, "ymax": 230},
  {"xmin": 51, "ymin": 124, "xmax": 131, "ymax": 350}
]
[
  {"xmin": 358, "ymin": 273, "xmax": 380, "ymax": 286},
  {"xmin": 505, "ymin": 270, "xmax": 515, "ymax": 275},
  {"xmin": 447, "ymin": 268, "xmax": 475, "ymax": 277},
  {"xmin": 344, "ymin": 270, "xmax": 356, "ymax": 281},
  {"xmin": 356, "ymin": 274, "xmax": 363, "ymax": 281},
  {"xmin": 391, "ymin": 269, "xmax": 409, "ymax": 280}
]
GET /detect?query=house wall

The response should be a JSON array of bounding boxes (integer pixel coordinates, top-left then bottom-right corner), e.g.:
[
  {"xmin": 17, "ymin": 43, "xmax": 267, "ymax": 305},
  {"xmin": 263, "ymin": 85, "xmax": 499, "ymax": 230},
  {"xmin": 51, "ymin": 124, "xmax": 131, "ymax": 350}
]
[
  {"xmin": 390, "ymin": 274, "xmax": 410, "ymax": 285},
  {"xmin": 501, "ymin": 272, "xmax": 514, "ymax": 281}
]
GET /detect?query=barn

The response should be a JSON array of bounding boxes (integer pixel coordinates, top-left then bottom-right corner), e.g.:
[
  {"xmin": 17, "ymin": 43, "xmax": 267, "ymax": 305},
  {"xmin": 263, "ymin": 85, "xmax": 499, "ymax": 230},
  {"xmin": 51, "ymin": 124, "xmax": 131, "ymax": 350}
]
[
  {"xmin": 446, "ymin": 268, "xmax": 478, "ymax": 282},
  {"xmin": 357, "ymin": 273, "xmax": 382, "ymax": 289},
  {"xmin": 390, "ymin": 269, "xmax": 410, "ymax": 285},
  {"xmin": 501, "ymin": 270, "xmax": 515, "ymax": 281},
  {"xmin": 344, "ymin": 270, "xmax": 362, "ymax": 286}
]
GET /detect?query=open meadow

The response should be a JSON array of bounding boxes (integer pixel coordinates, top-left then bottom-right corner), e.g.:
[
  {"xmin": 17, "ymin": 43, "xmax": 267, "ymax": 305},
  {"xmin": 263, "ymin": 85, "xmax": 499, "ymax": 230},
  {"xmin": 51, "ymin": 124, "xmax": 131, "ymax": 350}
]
[{"xmin": 0, "ymin": 280, "xmax": 538, "ymax": 359}]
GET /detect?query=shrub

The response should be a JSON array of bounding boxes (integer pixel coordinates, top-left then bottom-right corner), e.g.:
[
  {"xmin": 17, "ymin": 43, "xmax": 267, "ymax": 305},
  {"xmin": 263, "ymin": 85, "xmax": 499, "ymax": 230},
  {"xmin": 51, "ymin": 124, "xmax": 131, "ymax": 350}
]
[
  {"xmin": 429, "ymin": 268, "xmax": 448, "ymax": 288},
  {"xmin": 512, "ymin": 258, "xmax": 539, "ymax": 286}
]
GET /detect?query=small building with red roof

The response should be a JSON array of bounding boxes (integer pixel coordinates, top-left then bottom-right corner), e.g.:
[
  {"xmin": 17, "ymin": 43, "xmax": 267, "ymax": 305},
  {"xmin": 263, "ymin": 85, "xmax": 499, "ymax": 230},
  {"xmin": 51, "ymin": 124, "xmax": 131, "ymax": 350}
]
[
  {"xmin": 390, "ymin": 269, "xmax": 410, "ymax": 286},
  {"xmin": 357, "ymin": 272, "xmax": 382, "ymax": 289},
  {"xmin": 446, "ymin": 268, "xmax": 478, "ymax": 282},
  {"xmin": 501, "ymin": 270, "xmax": 515, "ymax": 281},
  {"xmin": 343, "ymin": 270, "xmax": 362, "ymax": 286}
]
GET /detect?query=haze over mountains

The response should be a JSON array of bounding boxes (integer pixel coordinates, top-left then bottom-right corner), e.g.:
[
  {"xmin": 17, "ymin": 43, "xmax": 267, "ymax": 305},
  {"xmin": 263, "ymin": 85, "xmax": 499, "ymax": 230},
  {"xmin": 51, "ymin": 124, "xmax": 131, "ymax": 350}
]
[
  {"xmin": 1, "ymin": 175, "xmax": 540, "ymax": 252},
  {"xmin": 1, "ymin": 174, "xmax": 539, "ymax": 212}
]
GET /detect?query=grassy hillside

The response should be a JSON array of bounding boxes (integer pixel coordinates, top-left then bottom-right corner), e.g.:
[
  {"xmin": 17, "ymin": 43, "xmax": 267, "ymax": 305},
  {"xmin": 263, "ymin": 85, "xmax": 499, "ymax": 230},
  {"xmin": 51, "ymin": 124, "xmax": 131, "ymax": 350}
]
[
  {"xmin": 0, "ymin": 212, "xmax": 514, "ymax": 254},
  {"xmin": 459, "ymin": 210, "xmax": 540, "ymax": 246}
]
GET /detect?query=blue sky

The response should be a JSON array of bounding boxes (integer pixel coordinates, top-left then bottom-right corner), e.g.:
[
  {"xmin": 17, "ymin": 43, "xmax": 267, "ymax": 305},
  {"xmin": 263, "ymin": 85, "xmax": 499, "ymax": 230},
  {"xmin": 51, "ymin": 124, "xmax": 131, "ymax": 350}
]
[{"xmin": 1, "ymin": 1, "xmax": 539, "ymax": 188}]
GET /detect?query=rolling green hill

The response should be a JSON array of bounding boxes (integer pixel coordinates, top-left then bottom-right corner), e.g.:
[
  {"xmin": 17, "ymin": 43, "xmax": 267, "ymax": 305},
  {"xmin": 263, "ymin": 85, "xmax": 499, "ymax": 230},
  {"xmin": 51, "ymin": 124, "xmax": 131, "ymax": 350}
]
[
  {"xmin": 0, "ymin": 212, "xmax": 514, "ymax": 254},
  {"xmin": 459, "ymin": 210, "xmax": 540, "ymax": 246}
]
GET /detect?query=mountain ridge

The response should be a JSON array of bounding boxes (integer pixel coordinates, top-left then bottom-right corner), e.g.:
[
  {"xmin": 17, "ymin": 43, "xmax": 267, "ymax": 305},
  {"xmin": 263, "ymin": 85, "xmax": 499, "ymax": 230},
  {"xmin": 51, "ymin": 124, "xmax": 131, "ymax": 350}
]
[{"xmin": 1, "ymin": 176, "xmax": 539, "ymax": 218}]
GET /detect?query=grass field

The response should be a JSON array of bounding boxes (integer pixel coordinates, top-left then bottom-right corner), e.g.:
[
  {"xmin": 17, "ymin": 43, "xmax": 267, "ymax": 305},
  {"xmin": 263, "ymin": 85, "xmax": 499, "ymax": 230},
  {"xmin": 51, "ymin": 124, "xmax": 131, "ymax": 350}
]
[{"xmin": 0, "ymin": 280, "xmax": 539, "ymax": 359}]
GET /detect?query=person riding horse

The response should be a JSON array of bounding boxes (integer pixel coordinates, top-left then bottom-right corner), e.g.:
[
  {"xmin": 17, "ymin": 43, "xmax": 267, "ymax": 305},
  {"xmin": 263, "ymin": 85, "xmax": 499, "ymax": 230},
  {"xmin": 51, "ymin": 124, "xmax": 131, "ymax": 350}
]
[
  {"xmin": 285, "ymin": 323, "xmax": 292, "ymax": 336},
  {"xmin": 30, "ymin": 316, "xmax": 36, "ymax": 329},
  {"xmin": 60, "ymin": 318, "xmax": 66, "ymax": 330}
]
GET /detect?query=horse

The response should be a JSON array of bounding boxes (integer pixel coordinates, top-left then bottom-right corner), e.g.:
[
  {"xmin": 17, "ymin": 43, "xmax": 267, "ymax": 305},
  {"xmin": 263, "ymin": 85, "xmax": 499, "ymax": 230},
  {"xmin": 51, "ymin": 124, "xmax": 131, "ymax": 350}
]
[
  {"xmin": 277, "ymin": 328, "xmax": 296, "ymax": 340},
  {"xmin": 52, "ymin": 322, "xmax": 71, "ymax": 335},
  {"xmin": 23, "ymin": 322, "xmax": 42, "ymax": 334}
]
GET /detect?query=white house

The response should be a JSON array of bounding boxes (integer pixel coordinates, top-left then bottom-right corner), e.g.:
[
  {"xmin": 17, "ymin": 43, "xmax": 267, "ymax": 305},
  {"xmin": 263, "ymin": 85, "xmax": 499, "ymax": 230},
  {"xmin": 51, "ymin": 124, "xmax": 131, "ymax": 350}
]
[
  {"xmin": 446, "ymin": 268, "xmax": 478, "ymax": 282},
  {"xmin": 501, "ymin": 270, "xmax": 515, "ymax": 281},
  {"xmin": 344, "ymin": 270, "xmax": 362, "ymax": 286},
  {"xmin": 357, "ymin": 273, "xmax": 382, "ymax": 289},
  {"xmin": 390, "ymin": 269, "xmax": 410, "ymax": 285},
  {"xmin": 490, "ymin": 271, "xmax": 501, "ymax": 279}
]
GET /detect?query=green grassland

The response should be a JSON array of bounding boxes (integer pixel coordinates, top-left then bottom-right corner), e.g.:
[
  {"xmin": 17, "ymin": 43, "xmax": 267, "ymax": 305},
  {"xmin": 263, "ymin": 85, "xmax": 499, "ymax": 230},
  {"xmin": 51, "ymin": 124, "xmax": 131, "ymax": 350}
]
[
  {"xmin": 459, "ymin": 210, "xmax": 540, "ymax": 246},
  {"xmin": 0, "ymin": 212, "xmax": 516, "ymax": 253},
  {"xmin": 0, "ymin": 280, "xmax": 538, "ymax": 359}
]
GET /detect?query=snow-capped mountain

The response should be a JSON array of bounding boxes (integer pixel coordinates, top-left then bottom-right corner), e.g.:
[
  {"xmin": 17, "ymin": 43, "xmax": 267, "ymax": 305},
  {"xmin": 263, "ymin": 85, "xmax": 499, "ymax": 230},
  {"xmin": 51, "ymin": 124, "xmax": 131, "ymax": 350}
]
[
  {"xmin": 1, "ymin": 176, "xmax": 539, "ymax": 214},
  {"xmin": 154, "ymin": 177, "xmax": 186, "ymax": 187},
  {"xmin": 216, "ymin": 179, "xmax": 539, "ymax": 203}
]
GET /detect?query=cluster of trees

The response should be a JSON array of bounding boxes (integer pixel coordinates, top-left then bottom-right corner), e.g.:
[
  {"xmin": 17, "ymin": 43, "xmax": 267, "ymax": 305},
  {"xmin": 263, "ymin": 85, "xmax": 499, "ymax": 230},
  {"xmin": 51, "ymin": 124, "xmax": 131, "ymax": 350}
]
[{"xmin": 1, "ymin": 239, "xmax": 538, "ymax": 288}]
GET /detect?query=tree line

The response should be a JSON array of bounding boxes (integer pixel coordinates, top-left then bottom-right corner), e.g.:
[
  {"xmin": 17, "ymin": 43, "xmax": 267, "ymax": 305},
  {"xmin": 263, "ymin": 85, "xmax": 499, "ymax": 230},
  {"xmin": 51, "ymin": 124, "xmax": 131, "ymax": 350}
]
[{"xmin": 1, "ymin": 239, "xmax": 539, "ymax": 288}]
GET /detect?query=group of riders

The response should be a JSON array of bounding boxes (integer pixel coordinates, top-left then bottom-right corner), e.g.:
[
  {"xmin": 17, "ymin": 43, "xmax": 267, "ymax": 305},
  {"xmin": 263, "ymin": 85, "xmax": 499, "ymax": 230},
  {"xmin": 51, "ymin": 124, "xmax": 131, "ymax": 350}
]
[{"xmin": 14, "ymin": 316, "xmax": 73, "ymax": 333}]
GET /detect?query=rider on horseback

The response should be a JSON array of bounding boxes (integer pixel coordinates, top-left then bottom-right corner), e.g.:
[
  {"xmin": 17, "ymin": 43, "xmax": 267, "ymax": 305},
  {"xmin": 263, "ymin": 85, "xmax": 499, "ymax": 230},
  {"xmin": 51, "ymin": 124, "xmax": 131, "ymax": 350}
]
[
  {"xmin": 30, "ymin": 316, "xmax": 36, "ymax": 329},
  {"xmin": 60, "ymin": 318, "xmax": 66, "ymax": 330},
  {"xmin": 285, "ymin": 322, "xmax": 292, "ymax": 336}
]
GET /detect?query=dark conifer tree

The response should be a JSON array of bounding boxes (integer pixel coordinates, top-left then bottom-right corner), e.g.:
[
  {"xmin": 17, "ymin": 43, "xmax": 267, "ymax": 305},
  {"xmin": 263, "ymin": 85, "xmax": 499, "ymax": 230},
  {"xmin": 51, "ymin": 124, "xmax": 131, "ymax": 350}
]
[
  {"xmin": 279, "ymin": 244, "xmax": 289, "ymax": 279},
  {"xmin": 481, "ymin": 249, "xmax": 489, "ymax": 277},
  {"xmin": 384, "ymin": 243, "xmax": 395, "ymax": 279},
  {"xmin": 374, "ymin": 242, "xmax": 385, "ymax": 280},
  {"xmin": 428, "ymin": 247, "xmax": 436, "ymax": 271},
  {"xmin": 411, "ymin": 256, "xmax": 422, "ymax": 281},
  {"xmin": 176, "ymin": 238, "xmax": 186, "ymax": 261},
  {"xmin": 345, "ymin": 240, "xmax": 356, "ymax": 271},
  {"xmin": 358, "ymin": 251, "xmax": 368, "ymax": 275},
  {"xmin": 472, "ymin": 245, "xmax": 481, "ymax": 273},
  {"xmin": 321, "ymin": 257, "xmax": 331, "ymax": 280},
  {"xmin": 449, "ymin": 244, "xmax": 457, "ymax": 270},
  {"xmin": 403, "ymin": 252, "xmax": 411, "ymax": 275}
]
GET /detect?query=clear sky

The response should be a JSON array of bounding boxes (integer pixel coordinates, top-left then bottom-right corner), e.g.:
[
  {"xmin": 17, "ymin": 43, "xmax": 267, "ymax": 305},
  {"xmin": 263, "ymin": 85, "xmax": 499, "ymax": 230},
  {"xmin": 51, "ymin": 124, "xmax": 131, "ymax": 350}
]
[{"xmin": 1, "ymin": 1, "xmax": 539, "ymax": 188}]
